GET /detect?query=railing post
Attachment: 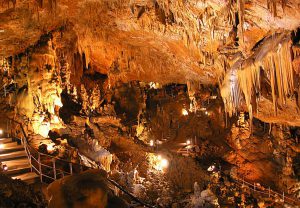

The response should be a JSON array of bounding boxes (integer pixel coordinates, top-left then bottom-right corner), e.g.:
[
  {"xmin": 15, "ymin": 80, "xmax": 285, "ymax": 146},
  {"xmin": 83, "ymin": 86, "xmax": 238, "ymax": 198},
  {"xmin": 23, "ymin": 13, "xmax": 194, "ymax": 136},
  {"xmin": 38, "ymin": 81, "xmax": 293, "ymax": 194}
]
[
  {"xmin": 29, "ymin": 154, "xmax": 33, "ymax": 172},
  {"xmin": 53, "ymin": 158, "xmax": 56, "ymax": 180},
  {"xmin": 38, "ymin": 153, "xmax": 42, "ymax": 183},
  {"xmin": 69, "ymin": 163, "xmax": 73, "ymax": 175},
  {"xmin": 254, "ymin": 183, "xmax": 255, "ymax": 191},
  {"xmin": 79, "ymin": 160, "xmax": 83, "ymax": 172},
  {"xmin": 6, "ymin": 120, "xmax": 8, "ymax": 137},
  {"xmin": 269, "ymin": 187, "xmax": 271, "ymax": 197},
  {"xmin": 283, "ymin": 192, "xmax": 285, "ymax": 203}
]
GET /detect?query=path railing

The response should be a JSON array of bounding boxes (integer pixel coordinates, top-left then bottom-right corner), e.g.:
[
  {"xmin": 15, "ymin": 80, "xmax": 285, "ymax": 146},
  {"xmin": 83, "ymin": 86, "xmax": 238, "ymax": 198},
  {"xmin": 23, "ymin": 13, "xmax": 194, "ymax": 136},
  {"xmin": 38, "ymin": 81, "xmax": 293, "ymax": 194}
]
[
  {"xmin": 234, "ymin": 174, "xmax": 300, "ymax": 206},
  {"xmin": 9, "ymin": 118, "xmax": 156, "ymax": 208}
]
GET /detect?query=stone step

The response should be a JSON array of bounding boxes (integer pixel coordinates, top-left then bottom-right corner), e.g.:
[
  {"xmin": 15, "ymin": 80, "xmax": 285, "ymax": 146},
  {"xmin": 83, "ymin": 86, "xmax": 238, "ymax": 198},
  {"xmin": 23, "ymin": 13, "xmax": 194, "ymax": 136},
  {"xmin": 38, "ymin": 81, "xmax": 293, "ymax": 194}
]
[
  {"xmin": 0, "ymin": 150, "xmax": 27, "ymax": 161},
  {"xmin": 1, "ymin": 141, "xmax": 21, "ymax": 148},
  {"xmin": 3, "ymin": 158, "xmax": 31, "ymax": 176},
  {"xmin": 0, "ymin": 142, "xmax": 24, "ymax": 154},
  {"xmin": 12, "ymin": 172, "xmax": 39, "ymax": 184},
  {"xmin": 0, "ymin": 138, "xmax": 13, "ymax": 144}
]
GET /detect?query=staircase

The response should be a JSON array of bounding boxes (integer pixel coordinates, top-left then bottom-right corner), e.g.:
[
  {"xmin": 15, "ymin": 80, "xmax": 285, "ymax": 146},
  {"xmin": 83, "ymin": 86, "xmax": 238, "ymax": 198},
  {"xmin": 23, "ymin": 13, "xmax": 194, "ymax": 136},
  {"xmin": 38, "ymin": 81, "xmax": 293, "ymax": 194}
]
[{"xmin": 0, "ymin": 137, "xmax": 39, "ymax": 184}]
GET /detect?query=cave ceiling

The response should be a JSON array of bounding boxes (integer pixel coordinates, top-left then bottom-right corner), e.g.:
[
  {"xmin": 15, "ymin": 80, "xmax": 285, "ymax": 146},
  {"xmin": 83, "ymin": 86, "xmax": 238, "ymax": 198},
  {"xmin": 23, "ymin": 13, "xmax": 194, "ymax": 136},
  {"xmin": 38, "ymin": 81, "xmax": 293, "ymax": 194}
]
[{"xmin": 1, "ymin": 0, "xmax": 300, "ymax": 124}]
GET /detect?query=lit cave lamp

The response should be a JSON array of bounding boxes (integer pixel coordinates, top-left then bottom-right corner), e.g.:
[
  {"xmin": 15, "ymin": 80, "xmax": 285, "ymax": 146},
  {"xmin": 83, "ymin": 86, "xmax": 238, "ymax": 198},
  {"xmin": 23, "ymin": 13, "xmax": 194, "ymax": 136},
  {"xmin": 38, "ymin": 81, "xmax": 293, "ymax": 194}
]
[
  {"xmin": 0, "ymin": 144, "xmax": 4, "ymax": 149},
  {"xmin": 186, "ymin": 139, "xmax": 191, "ymax": 145},
  {"xmin": 156, "ymin": 155, "xmax": 169, "ymax": 171},
  {"xmin": 0, "ymin": 129, "xmax": 3, "ymax": 135},
  {"xmin": 149, "ymin": 140, "xmax": 154, "ymax": 147},
  {"xmin": 182, "ymin": 108, "xmax": 189, "ymax": 116},
  {"xmin": 205, "ymin": 111, "xmax": 209, "ymax": 115},
  {"xmin": 161, "ymin": 158, "xmax": 168, "ymax": 168},
  {"xmin": 47, "ymin": 143, "xmax": 55, "ymax": 153},
  {"xmin": 1, "ymin": 163, "xmax": 8, "ymax": 171}
]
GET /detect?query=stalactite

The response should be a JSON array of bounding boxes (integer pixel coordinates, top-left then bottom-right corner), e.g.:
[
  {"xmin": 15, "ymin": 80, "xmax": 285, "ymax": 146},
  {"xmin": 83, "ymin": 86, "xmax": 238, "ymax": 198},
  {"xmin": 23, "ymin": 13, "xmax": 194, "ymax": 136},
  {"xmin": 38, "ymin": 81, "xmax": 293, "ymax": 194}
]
[
  {"xmin": 261, "ymin": 39, "xmax": 294, "ymax": 107},
  {"xmin": 47, "ymin": 0, "xmax": 57, "ymax": 12},
  {"xmin": 238, "ymin": 64, "xmax": 260, "ymax": 109},
  {"xmin": 237, "ymin": 0, "xmax": 245, "ymax": 43},
  {"xmin": 281, "ymin": 0, "xmax": 287, "ymax": 12},
  {"xmin": 36, "ymin": 0, "xmax": 43, "ymax": 8},
  {"xmin": 237, "ymin": 35, "xmax": 294, "ymax": 115},
  {"xmin": 267, "ymin": 0, "xmax": 277, "ymax": 17},
  {"xmin": 221, "ymin": 33, "xmax": 294, "ymax": 123},
  {"xmin": 292, "ymin": 46, "xmax": 300, "ymax": 59}
]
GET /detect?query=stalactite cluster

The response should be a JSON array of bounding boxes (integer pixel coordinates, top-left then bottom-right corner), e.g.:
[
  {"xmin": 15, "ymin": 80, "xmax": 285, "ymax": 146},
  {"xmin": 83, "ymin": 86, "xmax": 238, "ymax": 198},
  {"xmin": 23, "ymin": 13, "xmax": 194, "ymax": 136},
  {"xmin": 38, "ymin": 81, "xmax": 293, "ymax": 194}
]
[
  {"xmin": 221, "ymin": 33, "xmax": 295, "ymax": 125},
  {"xmin": 267, "ymin": 0, "xmax": 289, "ymax": 16}
]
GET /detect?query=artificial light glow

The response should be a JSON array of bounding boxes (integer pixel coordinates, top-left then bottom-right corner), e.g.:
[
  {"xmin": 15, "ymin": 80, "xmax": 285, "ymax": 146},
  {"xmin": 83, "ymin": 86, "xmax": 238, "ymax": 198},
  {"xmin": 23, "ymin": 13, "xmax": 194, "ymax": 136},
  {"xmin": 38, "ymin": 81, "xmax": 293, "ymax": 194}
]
[
  {"xmin": 150, "ymin": 140, "xmax": 154, "ymax": 147},
  {"xmin": 156, "ymin": 155, "xmax": 168, "ymax": 171},
  {"xmin": 0, "ymin": 129, "xmax": 3, "ymax": 135},
  {"xmin": 47, "ymin": 144, "xmax": 55, "ymax": 152},
  {"xmin": 205, "ymin": 111, "xmax": 208, "ymax": 115},
  {"xmin": 51, "ymin": 115, "xmax": 60, "ymax": 124},
  {"xmin": 54, "ymin": 97, "xmax": 63, "ymax": 107},
  {"xmin": 0, "ymin": 144, "xmax": 4, "ymax": 149},
  {"xmin": 149, "ymin": 82, "xmax": 160, "ymax": 89},
  {"xmin": 207, "ymin": 165, "xmax": 215, "ymax": 172},
  {"xmin": 38, "ymin": 122, "xmax": 50, "ymax": 138},
  {"xmin": 3, "ymin": 164, "xmax": 8, "ymax": 171},
  {"xmin": 161, "ymin": 159, "xmax": 168, "ymax": 168},
  {"xmin": 148, "ymin": 154, "xmax": 169, "ymax": 172},
  {"xmin": 186, "ymin": 140, "xmax": 191, "ymax": 145},
  {"xmin": 182, "ymin": 109, "xmax": 189, "ymax": 116}
]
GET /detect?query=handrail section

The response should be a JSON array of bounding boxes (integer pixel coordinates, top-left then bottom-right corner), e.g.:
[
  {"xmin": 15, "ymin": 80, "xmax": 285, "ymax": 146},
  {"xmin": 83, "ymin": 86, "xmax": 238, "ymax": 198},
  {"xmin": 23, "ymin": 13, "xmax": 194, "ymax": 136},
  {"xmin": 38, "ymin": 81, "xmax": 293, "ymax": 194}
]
[
  {"xmin": 8, "ymin": 118, "xmax": 156, "ymax": 208},
  {"xmin": 7, "ymin": 118, "xmax": 300, "ymax": 207},
  {"xmin": 233, "ymin": 174, "xmax": 300, "ymax": 206}
]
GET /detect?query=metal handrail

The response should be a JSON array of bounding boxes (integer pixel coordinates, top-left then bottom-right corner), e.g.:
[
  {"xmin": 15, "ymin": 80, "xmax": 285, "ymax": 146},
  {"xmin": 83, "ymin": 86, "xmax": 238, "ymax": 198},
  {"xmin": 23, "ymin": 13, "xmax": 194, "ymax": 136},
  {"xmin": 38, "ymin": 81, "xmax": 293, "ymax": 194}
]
[
  {"xmin": 12, "ymin": 119, "xmax": 87, "ymax": 170},
  {"xmin": 10, "ymin": 117, "xmax": 299, "ymax": 207},
  {"xmin": 8, "ymin": 117, "xmax": 156, "ymax": 208},
  {"xmin": 234, "ymin": 174, "xmax": 300, "ymax": 205}
]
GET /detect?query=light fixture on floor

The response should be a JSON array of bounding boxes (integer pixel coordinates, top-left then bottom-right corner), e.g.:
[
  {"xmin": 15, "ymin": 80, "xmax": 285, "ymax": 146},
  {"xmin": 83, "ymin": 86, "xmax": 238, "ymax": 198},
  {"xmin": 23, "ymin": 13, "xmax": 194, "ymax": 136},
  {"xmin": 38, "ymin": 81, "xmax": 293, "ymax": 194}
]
[
  {"xmin": 149, "ymin": 140, "xmax": 154, "ymax": 146},
  {"xmin": 0, "ymin": 144, "xmax": 4, "ymax": 149},
  {"xmin": 186, "ymin": 139, "xmax": 191, "ymax": 145},
  {"xmin": 1, "ymin": 162, "xmax": 8, "ymax": 171},
  {"xmin": 0, "ymin": 129, "xmax": 3, "ymax": 135},
  {"xmin": 157, "ymin": 155, "xmax": 168, "ymax": 171},
  {"xmin": 161, "ymin": 158, "xmax": 168, "ymax": 168},
  {"xmin": 207, "ymin": 164, "xmax": 216, "ymax": 172},
  {"xmin": 2, "ymin": 164, "xmax": 8, "ymax": 171}
]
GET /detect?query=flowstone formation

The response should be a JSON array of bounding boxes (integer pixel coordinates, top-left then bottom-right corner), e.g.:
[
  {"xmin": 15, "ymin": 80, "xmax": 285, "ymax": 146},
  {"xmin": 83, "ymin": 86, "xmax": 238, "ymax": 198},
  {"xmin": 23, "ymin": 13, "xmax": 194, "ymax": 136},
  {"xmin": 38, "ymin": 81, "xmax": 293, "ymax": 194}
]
[{"xmin": 1, "ymin": 0, "xmax": 300, "ymax": 207}]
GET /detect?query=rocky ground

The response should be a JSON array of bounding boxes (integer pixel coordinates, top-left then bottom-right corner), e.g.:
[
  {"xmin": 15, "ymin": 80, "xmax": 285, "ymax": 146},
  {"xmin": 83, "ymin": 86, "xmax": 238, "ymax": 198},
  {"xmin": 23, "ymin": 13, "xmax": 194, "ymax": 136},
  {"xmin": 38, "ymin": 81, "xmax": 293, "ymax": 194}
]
[{"xmin": 0, "ymin": 173, "xmax": 46, "ymax": 207}]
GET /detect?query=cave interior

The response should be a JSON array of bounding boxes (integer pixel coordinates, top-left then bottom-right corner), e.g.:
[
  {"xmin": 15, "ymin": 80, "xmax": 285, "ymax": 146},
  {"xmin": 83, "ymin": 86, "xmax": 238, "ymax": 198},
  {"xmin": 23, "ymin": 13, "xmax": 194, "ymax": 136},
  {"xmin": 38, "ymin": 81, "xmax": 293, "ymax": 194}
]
[{"xmin": 0, "ymin": 0, "xmax": 300, "ymax": 207}]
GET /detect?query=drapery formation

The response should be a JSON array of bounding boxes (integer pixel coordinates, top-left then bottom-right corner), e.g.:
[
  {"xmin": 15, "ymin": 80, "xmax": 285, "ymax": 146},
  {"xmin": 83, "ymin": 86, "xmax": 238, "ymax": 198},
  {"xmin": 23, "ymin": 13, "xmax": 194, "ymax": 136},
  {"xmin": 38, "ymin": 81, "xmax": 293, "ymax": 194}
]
[{"xmin": 221, "ymin": 33, "xmax": 294, "ymax": 123}]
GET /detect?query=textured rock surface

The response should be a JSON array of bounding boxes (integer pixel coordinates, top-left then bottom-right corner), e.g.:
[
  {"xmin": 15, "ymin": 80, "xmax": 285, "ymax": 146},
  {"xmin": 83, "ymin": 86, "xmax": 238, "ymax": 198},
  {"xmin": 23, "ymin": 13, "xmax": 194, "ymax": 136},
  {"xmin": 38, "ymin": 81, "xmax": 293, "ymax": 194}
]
[
  {"xmin": 1, "ymin": 0, "xmax": 300, "ymax": 124},
  {"xmin": 1, "ymin": 0, "xmax": 300, "ymax": 206},
  {"xmin": 0, "ymin": 174, "xmax": 46, "ymax": 207}
]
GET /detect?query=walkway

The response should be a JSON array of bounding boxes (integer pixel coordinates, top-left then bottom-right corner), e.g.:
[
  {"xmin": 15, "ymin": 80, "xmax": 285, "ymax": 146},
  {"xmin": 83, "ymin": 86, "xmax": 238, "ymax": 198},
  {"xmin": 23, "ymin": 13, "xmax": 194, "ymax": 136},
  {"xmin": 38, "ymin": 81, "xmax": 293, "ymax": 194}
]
[
  {"xmin": 0, "ymin": 137, "xmax": 39, "ymax": 184},
  {"xmin": 6, "ymin": 118, "xmax": 156, "ymax": 208}
]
